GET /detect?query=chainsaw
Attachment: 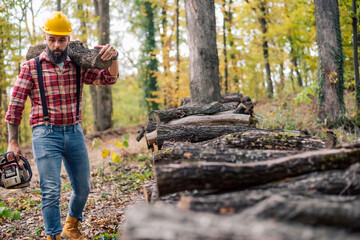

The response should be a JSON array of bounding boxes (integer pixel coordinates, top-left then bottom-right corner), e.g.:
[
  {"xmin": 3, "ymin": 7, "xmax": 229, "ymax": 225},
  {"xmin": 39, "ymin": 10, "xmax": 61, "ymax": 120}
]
[{"xmin": 0, "ymin": 152, "xmax": 32, "ymax": 189}]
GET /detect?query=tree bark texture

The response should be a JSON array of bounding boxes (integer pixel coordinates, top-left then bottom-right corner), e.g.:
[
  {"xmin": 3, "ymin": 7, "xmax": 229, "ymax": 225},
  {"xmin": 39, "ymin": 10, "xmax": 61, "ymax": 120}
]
[
  {"xmin": 153, "ymin": 142, "xmax": 297, "ymax": 165},
  {"xmin": 154, "ymin": 124, "xmax": 257, "ymax": 147},
  {"xmin": 123, "ymin": 204, "xmax": 360, "ymax": 240},
  {"xmin": 352, "ymin": 0, "xmax": 360, "ymax": 109},
  {"xmin": 148, "ymin": 102, "xmax": 223, "ymax": 122},
  {"xmin": 258, "ymin": 1, "xmax": 273, "ymax": 98},
  {"xmin": 154, "ymin": 146, "xmax": 360, "ymax": 196},
  {"xmin": 185, "ymin": 0, "xmax": 221, "ymax": 104},
  {"xmin": 314, "ymin": 0, "xmax": 345, "ymax": 123},
  {"xmin": 240, "ymin": 194, "xmax": 360, "ymax": 230},
  {"xmin": 94, "ymin": 0, "xmax": 113, "ymax": 131},
  {"xmin": 26, "ymin": 41, "xmax": 112, "ymax": 69},
  {"xmin": 178, "ymin": 163, "xmax": 360, "ymax": 213},
  {"xmin": 167, "ymin": 114, "xmax": 251, "ymax": 127},
  {"xmin": 199, "ymin": 129, "xmax": 325, "ymax": 150}
]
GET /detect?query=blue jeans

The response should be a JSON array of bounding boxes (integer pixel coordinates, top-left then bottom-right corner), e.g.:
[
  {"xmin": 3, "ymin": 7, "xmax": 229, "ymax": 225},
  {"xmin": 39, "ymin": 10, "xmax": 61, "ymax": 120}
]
[{"xmin": 32, "ymin": 123, "xmax": 90, "ymax": 236}]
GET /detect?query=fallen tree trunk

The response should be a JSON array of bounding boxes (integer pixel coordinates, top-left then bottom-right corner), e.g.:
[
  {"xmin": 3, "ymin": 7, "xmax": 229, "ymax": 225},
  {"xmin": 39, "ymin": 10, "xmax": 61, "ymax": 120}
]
[
  {"xmin": 148, "ymin": 102, "xmax": 223, "ymax": 122},
  {"xmin": 153, "ymin": 142, "xmax": 297, "ymax": 165},
  {"xmin": 155, "ymin": 146, "xmax": 360, "ymax": 196},
  {"xmin": 167, "ymin": 113, "xmax": 251, "ymax": 126},
  {"xmin": 197, "ymin": 129, "xmax": 326, "ymax": 150},
  {"xmin": 154, "ymin": 124, "xmax": 304, "ymax": 148},
  {"xmin": 240, "ymin": 194, "xmax": 360, "ymax": 230},
  {"xmin": 26, "ymin": 40, "xmax": 112, "ymax": 69},
  {"xmin": 123, "ymin": 204, "xmax": 360, "ymax": 240},
  {"xmin": 178, "ymin": 164, "xmax": 360, "ymax": 213}
]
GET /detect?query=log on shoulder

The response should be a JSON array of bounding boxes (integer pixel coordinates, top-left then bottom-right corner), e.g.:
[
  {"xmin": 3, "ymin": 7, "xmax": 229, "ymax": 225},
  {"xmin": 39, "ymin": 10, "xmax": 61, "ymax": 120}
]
[
  {"xmin": 153, "ymin": 142, "xmax": 297, "ymax": 165},
  {"xmin": 155, "ymin": 146, "xmax": 360, "ymax": 196},
  {"xmin": 26, "ymin": 40, "xmax": 112, "ymax": 69},
  {"xmin": 123, "ymin": 204, "xmax": 360, "ymax": 240}
]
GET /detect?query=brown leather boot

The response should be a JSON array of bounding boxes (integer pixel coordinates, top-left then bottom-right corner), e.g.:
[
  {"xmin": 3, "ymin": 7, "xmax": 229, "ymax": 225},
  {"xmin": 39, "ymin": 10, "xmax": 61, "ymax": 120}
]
[
  {"xmin": 46, "ymin": 234, "xmax": 61, "ymax": 240},
  {"xmin": 62, "ymin": 215, "xmax": 86, "ymax": 240}
]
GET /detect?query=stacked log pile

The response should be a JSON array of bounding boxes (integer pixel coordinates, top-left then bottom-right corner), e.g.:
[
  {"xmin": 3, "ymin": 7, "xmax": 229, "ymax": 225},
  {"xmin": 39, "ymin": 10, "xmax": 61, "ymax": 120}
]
[{"xmin": 125, "ymin": 94, "xmax": 360, "ymax": 240}]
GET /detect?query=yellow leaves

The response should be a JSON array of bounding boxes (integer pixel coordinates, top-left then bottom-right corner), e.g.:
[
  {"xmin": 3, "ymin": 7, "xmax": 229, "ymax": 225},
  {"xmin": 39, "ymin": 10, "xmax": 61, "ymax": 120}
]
[
  {"xmin": 329, "ymin": 71, "xmax": 339, "ymax": 84},
  {"xmin": 101, "ymin": 149, "xmax": 110, "ymax": 159},
  {"xmin": 111, "ymin": 153, "xmax": 122, "ymax": 164}
]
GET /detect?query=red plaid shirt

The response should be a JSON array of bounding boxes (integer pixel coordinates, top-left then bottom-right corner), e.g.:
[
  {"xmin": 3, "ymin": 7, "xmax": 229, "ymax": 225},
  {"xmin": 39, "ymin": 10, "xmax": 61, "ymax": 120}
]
[{"xmin": 5, "ymin": 50, "xmax": 118, "ymax": 127}]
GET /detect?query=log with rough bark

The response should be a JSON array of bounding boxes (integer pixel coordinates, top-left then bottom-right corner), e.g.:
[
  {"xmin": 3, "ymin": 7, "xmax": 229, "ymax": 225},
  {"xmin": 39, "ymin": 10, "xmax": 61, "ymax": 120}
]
[
  {"xmin": 123, "ymin": 204, "xmax": 360, "ymax": 240},
  {"xmin": 26, "ymin": 40, "xmax": 112, "ymax": 69},
  {"xmin": 149, "ymin": 124, "xmax": 254, "ymax": 148},
  {"xmin": 197, "ymin": 129, "xmax": 326, "ymax": 150},
  {"xmin": 178, "ymin": 163, "xmax": 360, "ymax": 213},
  {"xmin": 151, "ymin": 124, "xmax": 325, "ymax": 150},
  {"xmin": 155, "ymin": 146, "xmax": 360, "ymax": 196},
  {"xmin": 147, "ymin": 102, "xmax": 223, "ymax": 122},
  {"xmin": 153, "ymin": 142, "xmax": 297, "ymax": 165},
  {"xmin": 180, "ymin": 93, "xmax": 244, "ymax": 106},
  {"xmin": 240, "ymin": 194, "xmax": 360, "ymax": 230},
  {"xmin": 166, "ymin": 113, "xmax": 251, "ymax": 126}
]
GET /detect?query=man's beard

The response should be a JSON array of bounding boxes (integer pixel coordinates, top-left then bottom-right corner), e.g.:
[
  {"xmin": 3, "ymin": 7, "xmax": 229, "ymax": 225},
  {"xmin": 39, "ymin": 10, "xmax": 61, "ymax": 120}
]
[{"xmin": 46, "ymin": 45, "xmax": 68, "ymax": 64}]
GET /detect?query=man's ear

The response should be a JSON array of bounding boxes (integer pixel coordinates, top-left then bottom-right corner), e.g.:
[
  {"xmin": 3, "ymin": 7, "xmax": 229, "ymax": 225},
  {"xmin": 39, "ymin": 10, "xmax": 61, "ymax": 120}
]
[{"xmin": 68, "ymin": 36, "xmax": 70, "ymax": 42}]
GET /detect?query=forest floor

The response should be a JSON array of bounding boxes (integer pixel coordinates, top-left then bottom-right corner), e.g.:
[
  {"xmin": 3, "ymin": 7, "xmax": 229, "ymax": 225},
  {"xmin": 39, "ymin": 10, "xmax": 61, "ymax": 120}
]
[{"xmin": 0, "ymin": 125, "xmax": 151, "ymax": 240}]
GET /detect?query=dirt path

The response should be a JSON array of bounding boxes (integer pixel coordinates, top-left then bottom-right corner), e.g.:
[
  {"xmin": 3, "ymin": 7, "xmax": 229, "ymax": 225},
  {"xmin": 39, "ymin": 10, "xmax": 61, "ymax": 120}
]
[{"xmin": 0, "ymin": 125, "xmax": 150, "ymax": 239}]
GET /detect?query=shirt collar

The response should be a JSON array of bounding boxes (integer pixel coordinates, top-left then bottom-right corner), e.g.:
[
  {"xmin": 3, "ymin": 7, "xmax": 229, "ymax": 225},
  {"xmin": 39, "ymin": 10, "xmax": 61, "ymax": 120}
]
[{"xmin": 38, "ymin": 49, "xmax": 71, "ymax": 64}]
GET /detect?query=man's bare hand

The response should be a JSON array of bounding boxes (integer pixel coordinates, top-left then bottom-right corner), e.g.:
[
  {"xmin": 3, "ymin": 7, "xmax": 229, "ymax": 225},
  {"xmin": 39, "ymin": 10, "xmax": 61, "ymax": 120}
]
[
  {"xmin": 7, "ymin": 142, "xmax": 28, "ymax": 161},
  {"xmin": 94, "ymin": 44, "xmax": 118, "ymax": 61}
]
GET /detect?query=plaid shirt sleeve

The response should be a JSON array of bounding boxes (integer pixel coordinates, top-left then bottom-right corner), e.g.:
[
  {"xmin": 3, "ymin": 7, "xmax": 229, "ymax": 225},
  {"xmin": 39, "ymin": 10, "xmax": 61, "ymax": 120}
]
[
  {"xmin": 82, "ymin": 68, "xmax": 118, "ymax": 85},
  {"xmin": 5, "ymin": 62, "xmax": 33, "ymax": 125}
]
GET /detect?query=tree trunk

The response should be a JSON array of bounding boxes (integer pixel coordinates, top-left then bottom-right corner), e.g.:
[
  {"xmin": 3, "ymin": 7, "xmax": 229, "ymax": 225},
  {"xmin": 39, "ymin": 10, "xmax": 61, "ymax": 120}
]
[
  {"xmin": 352, "ymin": 0, "xmax": 360, "ymax": 110},
  {"xmin": 123, "ymin": 204, "xmax": 360, "ymax": 240},
  {"xmin": 314, "ymin": 0, "xmax": 345, "ymax": 124},
  {"xmin": 258, "ymin": 1, "xmax": 273, "ymax": 98},
  {"xmin": 94, "ymin": 0, "xmax": 113, "ymax": 131},
  {"xmin": 153, "ymin": 142, "xmax": 296, "ymax": 165},
  {"xmin": 57, "ymin": 0, "xmax": 61, "ymax": 11},
  {"xmin": 291, "ymin": 56, "xmax": 303, "ymax": 87},
  {"xmin": 175, "ymin": 0, "xmax": 180, "ymax": 104},
  {"xmin": 155, "ymin": 146, "xmax": 360, "ymax": 196},
  {"xmin": 185, "ymin": 0, "xmax": 221, "ymax": 104},
  {"xmin": 222, "ymin": 0, "xmax": 229, "ymax": 93}
]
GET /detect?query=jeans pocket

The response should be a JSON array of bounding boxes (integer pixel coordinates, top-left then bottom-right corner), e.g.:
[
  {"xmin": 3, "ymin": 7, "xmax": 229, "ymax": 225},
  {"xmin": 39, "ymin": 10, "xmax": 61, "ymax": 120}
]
[
  {"xmin": 32, "ymin": 125, "xmax": 53, "ymax": 141},
  {"xmin": 75, "ymin": 124, "xmax": 84, "ymax": 136}
]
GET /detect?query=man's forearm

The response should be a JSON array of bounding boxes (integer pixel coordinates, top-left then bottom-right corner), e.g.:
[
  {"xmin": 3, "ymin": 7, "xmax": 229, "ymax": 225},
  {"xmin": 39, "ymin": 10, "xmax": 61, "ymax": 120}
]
[
  {"xmin": 109, "ymin": 59, "xmax": 119, "ymax": 76},
  {"xmin": 8, "ymin": 123, "xmax": 19, "ymax": 145}
]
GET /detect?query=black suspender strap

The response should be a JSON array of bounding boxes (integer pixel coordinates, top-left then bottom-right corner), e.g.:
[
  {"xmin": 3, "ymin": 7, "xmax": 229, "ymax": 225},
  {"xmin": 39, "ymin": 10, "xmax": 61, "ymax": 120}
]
[
  {"xmin": 35, "ymin": 57, "xmax": 81, "ymax": 124},
  {"xmin": 76, "ymin": 64, "xmax": 80, "ymax": 121},
  {"xmin": 35, "ymin": 57, "xmax": 50, "ymax": 125}
]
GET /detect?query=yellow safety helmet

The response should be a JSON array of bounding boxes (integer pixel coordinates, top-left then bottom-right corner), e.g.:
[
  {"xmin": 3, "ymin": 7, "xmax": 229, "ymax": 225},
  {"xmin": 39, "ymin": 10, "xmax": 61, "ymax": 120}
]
[{"xmin": 42, "ymin": 11, "xmax": 72, "ymax": 36}]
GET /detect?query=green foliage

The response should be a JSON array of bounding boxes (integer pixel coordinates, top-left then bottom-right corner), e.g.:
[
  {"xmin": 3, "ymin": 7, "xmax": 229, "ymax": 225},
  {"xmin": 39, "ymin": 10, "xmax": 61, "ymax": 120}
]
[
  {"xmin": 0, "ymin": 200, "xmax": 21, "ymax": 221},
  {"xmin": 112, "ymin": 76, "xmax": 147, "ymax": 127},
  {"xmin": 94, "ymin": 232, "xmax": 119, "ymax": 240},
  {"xmin": 294, "ymin": 82, "xmax": 317, "ymax": 105}
]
